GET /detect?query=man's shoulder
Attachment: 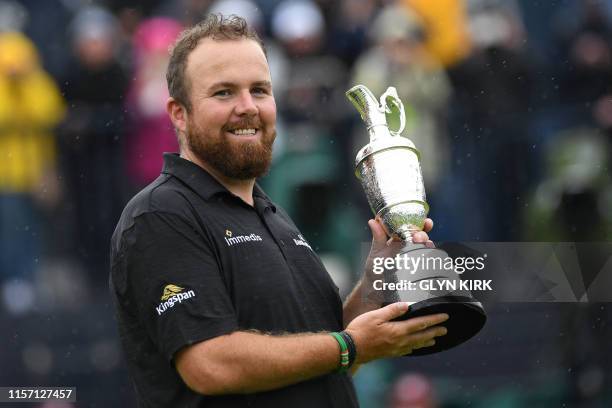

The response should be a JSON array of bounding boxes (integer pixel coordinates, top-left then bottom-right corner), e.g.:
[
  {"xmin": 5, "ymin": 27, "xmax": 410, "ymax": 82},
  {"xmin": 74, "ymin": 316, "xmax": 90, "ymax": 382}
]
[{"xmin": 112, "ymin": 175, "xmax": 198, "ymax": 241}]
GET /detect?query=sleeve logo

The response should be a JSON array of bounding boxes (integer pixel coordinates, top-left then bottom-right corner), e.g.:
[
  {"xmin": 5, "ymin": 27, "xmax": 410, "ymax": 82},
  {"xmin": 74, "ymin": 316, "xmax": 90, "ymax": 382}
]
[{"xmin": 156, "ymin": 284, "xmax": 196, "ymax": 315}]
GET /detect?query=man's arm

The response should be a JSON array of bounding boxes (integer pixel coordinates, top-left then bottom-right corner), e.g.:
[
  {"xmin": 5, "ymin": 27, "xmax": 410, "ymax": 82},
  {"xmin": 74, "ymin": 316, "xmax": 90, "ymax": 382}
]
[
  {"xmin": 176, "ymin": 303, "xmax": 448, "ymax": 396},
  {"xmin": 176, "ymin": 331, "xmax": 338, "ymax": 395},
  {"xmin": 342, "ymin": 277, "xmax": 378, "ymax": 329}
]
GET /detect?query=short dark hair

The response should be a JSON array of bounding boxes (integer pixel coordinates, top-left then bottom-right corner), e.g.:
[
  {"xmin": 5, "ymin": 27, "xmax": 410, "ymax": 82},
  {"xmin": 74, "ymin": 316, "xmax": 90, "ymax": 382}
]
[{"xmin": 166, "ymin": 14, "xmax": 266, "ymax": 112}]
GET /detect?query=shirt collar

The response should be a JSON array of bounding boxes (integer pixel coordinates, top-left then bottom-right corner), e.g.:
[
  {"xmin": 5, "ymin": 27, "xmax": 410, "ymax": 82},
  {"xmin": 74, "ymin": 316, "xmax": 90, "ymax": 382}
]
[
  {"xmin": 253, "ymin": 183, "xmax": 277, "ymax": 213},
  {"xmin": 162, "ymin": 153, "xmax": 226, "ymax": 200},
  {"xmin": 161, "ymin": 153, "xmax": 276, "ymax": 212}
]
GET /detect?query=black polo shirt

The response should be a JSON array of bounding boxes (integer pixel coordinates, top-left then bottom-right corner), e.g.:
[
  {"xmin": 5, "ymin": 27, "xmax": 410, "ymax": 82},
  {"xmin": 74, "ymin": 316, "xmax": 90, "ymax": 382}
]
[{"xmin": 109, "ymin": 153, "xmax": 358, "ymax": 408}]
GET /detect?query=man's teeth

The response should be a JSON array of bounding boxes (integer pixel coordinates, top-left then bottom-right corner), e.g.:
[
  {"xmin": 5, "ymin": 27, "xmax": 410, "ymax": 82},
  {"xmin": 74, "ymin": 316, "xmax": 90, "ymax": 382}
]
[{"xmin": 231, "ymin": 128, "xmax": 257, "ymax": 135}]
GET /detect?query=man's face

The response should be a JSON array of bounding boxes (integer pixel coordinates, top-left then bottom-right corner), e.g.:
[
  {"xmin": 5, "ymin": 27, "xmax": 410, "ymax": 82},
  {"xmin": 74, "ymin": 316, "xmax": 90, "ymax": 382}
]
[{"xmin": 183, "ymin": 38, "xmax": 276, "ymax": 180}]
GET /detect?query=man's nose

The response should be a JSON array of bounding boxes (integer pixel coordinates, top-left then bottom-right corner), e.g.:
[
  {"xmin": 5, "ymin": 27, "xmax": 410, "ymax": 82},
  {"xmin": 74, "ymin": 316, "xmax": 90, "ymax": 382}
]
[{"xmin": 234, "ymin": 91, "xmax": 258, "ymax": 116}]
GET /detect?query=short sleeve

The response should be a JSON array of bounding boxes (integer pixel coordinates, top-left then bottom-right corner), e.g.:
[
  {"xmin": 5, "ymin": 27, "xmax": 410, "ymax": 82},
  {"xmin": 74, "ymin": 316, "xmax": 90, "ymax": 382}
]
[{"xmin": 113, "ymin": 211, "xmax": 238, "ymax": 362}]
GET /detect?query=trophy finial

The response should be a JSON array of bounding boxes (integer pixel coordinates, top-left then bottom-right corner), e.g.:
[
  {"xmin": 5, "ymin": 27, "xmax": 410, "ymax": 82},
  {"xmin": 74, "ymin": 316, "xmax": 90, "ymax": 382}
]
[
  {"xmin": 346, "ymin": 84, "xmax": 406, "ymax": 141},
  {"xmin": 346, "ymin": 85, "xmax": 386, "ymax": 129}
]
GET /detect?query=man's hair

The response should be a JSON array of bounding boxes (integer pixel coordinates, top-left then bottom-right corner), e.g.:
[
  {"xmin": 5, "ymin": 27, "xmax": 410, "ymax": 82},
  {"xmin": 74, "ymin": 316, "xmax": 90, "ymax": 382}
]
[{"xmin": 166, "ymin": 14, "xmax": 265, "ymax": 112}]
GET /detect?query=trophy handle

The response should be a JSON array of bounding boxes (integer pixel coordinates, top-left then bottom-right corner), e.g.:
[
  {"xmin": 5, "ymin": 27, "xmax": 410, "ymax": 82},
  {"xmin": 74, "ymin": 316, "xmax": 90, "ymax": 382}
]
[{"xmin": 380, "ymin": 87, "xmax": 406, "ymax": 137}]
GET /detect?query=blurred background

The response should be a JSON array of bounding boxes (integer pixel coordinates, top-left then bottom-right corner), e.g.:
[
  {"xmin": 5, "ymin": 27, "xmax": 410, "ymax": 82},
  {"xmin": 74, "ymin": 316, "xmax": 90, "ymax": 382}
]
[{"xmin": 0, "ymin": 0, "xmax": 611, "ymax": 406}]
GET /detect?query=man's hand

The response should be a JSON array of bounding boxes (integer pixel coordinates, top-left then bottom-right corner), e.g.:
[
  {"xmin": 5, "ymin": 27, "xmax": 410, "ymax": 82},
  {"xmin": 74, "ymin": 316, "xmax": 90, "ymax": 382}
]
[
  {"xmin": 369, "ymin": 218, "xmax": 434, "ymax": 246},
  {"xmin": 364, "ymin": 218, "xmax": 434, "ymax": 284},
  {"xmin": 342, "ymin": 218, "xmax": 436, "ymax": 327},
  {"xmin": 345, "ymin": 302, "xmax": 448, "ymax": 363}
]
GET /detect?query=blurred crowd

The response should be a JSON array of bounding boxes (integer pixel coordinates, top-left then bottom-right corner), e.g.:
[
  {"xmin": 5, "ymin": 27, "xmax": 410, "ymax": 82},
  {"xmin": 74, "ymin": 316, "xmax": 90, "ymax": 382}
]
[{"xmin": 0, "ymin": 0, "xmax": 611, "ymax": 407}]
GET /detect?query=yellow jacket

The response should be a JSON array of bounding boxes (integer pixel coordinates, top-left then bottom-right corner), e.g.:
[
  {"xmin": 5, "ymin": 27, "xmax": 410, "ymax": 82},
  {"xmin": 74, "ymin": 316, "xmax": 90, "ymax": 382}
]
[
  {"xmin": 0, "ymin": 32, "xmax": 65, "ymax": 193},
  {"xmin": 403, "ymin": 0, "xmax": 472, "ymax": 67}
]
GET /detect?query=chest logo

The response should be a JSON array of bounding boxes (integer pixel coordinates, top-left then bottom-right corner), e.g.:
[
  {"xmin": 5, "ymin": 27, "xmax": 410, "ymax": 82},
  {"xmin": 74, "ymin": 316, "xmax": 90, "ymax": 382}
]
[
  {"xmin": 293, "ymin": 234, "xmax": 313, "ymax": 250},
  {"xmin": 224, "ymin": 229, "xmax": 263, "ymax": 247},
  {"xmin": 156, "ymin": 284, "xmax": 196, "ymax": 316}
]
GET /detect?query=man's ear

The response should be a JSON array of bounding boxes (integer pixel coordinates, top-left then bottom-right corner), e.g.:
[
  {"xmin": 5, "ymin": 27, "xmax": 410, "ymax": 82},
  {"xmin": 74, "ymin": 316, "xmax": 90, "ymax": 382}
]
[{"xmin": 167, "ymin": 97, "xmax": 187, "ymax": 135}]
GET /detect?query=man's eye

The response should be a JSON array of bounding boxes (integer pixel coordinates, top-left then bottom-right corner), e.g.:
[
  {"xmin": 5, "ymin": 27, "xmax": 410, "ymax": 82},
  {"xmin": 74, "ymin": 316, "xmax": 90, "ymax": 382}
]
[
  {"xmin": 214, "ymin": 90, "xmax": 231, "ymax": 97},
  {"xmin": 251, "ymin": 87, "xmax": 268, "ymax": 95}
]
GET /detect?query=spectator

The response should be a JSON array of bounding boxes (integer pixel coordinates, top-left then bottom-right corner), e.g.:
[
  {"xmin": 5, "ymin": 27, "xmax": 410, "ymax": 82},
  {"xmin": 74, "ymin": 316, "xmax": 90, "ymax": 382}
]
[
  {"xmin": 446, "ymin": 1, "xmax": 534, "ymax": 240},
  {"xmin": 124, "ymin": 17, "xmax": 182, "ymax": 189},
  {"xmin": 553, "ymin": 0, "xmax": 612, "ymax": 111},
  {"xmin": 58, "ymin": 6, "xmax": 129, "ymax": 280},
  {"xmin": 0, "ymin": 31, "xmax": 64, "ymax": 311},
  {"xmin": 523, "ymin": 127, "xmax": 612, "ymax": 241},
  {"xmin": 327, "ymin": 0, "xmax": 377, "ymax": 66},
  {"xmin": 351, "ymin": 3, "xmax": 452, "ymax": 198},
  {"xmin": 401, "ymin": 0, "xmax": 472, "ymax": 68}
]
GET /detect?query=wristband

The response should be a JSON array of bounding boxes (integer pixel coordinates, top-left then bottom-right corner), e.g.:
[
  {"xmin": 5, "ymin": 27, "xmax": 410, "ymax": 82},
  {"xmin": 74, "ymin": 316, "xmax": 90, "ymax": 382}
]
[
  {"xmin": 329, "ymin": 332, "xmax": 350, "ymax": 372},
  {"xmin": 339, "ymin": 331, "xmax": 357, "ymax": 370}
]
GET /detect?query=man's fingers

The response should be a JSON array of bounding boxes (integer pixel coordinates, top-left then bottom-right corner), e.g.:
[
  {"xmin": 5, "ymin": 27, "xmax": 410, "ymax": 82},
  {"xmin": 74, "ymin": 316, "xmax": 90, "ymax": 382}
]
[
  {"xmin": 370, "ymin": 218, "xmax": 434, "ymax": 245},
  {"xmin": 412, "ymin": 231, "xmax": 429, "ymax": 243},
  {"xmin": 413, "ymin": 339, "xmax": 436, "ymax": 350},
  {"xmin": 398, "ymin": 331, "xmax": 440, "ymax": 356},
  {"xmin": 395, "ymin": 313, "xmax": 449, "ymax": 334},
  {"xmin": 368, "ymin": 219, "xmax": 388, "ymax": 245},
  {"xmin": 404, "ymin": 326, "xmax": 447, "ymax": 347},
  {"xmin": 373, "ymin": 302, "xmax": 410, "ymax": 322}
]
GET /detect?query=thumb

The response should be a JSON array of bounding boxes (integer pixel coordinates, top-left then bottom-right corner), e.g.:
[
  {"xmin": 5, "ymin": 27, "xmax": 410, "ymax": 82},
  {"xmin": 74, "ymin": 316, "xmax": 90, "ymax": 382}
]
[
  {"xmin": 368, "ymin": 219, "xmax": 388, "ymax": 246},
  {"xmin": 373, "ymin": 302, "xmax": 410, "ymax": 322}
]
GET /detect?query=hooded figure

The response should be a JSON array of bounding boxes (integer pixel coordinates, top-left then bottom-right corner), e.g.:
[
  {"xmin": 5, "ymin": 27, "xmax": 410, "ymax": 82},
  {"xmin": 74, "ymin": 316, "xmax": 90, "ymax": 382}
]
[{"xmin": 0, "ymin": 31, "xmax": 64, "ymax": 285}]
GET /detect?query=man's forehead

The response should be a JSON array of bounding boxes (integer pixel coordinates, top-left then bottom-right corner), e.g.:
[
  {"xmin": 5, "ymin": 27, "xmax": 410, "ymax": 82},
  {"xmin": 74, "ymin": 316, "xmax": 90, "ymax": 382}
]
[{"xmin": 187, "ymin": 38, "xmax": 269, "ymax": 77}]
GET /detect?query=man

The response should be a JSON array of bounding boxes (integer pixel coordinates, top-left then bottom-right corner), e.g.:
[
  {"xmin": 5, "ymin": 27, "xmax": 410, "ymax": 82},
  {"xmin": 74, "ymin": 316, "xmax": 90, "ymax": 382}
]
[{"xmin": 110, "ymin": 14, "xmax": 448, "ymax": 408}]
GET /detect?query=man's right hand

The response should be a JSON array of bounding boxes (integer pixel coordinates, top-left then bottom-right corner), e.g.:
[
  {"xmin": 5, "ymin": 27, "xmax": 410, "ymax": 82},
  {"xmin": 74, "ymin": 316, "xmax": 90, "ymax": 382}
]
[{"xmin": 344, "ymin": 302, "xmax": 448, "ymax": 364}]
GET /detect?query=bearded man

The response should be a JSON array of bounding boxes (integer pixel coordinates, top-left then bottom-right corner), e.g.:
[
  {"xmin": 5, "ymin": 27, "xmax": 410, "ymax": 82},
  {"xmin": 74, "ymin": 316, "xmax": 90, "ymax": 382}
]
[{"xmin": 110, "ymin": 14, "xmax": 448, "ymax": 408}]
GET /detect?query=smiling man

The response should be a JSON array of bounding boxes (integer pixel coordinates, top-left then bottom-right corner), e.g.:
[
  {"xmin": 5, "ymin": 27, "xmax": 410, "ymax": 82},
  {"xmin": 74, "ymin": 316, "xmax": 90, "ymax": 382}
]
[{"xmin": 109, "ymin": 14, "xmax": 448, "ymax": 408}]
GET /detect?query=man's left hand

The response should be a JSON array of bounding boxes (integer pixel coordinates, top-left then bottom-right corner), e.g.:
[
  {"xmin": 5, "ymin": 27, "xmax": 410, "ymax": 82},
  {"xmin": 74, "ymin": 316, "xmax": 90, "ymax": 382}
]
[{"xmin": 363, "ymin": 218, "xmax": 434, "ymax": 284}]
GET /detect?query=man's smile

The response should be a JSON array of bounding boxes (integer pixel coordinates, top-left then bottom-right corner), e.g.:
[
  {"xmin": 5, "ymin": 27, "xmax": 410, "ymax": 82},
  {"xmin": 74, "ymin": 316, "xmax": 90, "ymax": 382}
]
[{"xmin": 228, "ymin": 128, "xmax": 258, "ymax": 136}]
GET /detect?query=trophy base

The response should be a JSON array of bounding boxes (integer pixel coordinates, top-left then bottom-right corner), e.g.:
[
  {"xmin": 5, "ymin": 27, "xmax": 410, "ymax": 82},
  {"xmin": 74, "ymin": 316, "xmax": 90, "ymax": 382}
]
[{"xmin": 390, "ymin": 295, "xmax": 486, "ymax": 356}]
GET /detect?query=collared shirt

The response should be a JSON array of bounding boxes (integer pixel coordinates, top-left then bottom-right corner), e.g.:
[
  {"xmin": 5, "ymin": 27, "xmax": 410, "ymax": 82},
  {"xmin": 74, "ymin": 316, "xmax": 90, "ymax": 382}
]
[{"xmin": 109, "ymin": 153, "xmax": 358, "ymax": 408}]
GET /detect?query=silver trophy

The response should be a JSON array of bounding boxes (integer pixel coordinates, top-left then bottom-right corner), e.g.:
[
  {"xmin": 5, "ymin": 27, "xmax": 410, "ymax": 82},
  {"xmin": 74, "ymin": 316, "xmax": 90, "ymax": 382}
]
[{"xmin": 347, "ymin": 84, "xmax": 486, "ymax": 355}]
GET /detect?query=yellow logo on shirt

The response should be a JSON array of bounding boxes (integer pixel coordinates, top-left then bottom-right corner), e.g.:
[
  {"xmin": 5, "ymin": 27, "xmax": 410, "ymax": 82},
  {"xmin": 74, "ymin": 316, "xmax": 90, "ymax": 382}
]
[
  {"xmin": 156, "ymin": 284, "xmax": 196, "ymax": 316},
  {"xmin": 225, "ymin": 229, "xmax": 232, "ymax": 237},
  {"xmin": 161, "ymin": 284, "xmax": 185, "ymax": 301}
]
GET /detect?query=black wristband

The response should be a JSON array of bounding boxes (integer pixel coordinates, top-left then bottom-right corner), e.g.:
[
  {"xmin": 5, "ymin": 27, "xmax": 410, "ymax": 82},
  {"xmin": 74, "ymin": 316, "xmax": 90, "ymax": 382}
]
[{"xmin": 339, "ymin": 331, "xmax": 357, "ymax": 369}]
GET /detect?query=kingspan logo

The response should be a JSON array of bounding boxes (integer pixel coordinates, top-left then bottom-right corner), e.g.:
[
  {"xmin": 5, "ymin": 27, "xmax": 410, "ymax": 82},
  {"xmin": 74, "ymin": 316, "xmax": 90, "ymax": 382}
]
[
  {"xmin": 224, "ymin": 229, "xmax": 263, "ymax": 247},
  {"xmin": 155, "ymin": 284, "xmax": 196, "ymax": 316}
]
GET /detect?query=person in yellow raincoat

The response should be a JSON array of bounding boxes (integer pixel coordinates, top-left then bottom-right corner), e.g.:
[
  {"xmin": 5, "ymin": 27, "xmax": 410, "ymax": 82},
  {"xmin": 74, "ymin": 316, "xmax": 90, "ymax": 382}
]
[{"xmin": 0, "ymin": 31, "xmax": 64, "ymax": 287}]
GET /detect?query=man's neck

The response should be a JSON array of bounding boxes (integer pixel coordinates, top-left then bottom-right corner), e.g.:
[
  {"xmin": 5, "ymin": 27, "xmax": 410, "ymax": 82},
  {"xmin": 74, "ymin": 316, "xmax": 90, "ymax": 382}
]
[{"xmin": 180, "ymin": 150, "xmax": 256, "ymax": 206}]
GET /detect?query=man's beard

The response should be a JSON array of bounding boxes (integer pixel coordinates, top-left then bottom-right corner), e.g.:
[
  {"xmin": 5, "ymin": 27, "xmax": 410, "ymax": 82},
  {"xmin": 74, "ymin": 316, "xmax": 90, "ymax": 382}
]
[{"xmin": 185, "ymin": 118, "xmax": 275, "ymax": 180}]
